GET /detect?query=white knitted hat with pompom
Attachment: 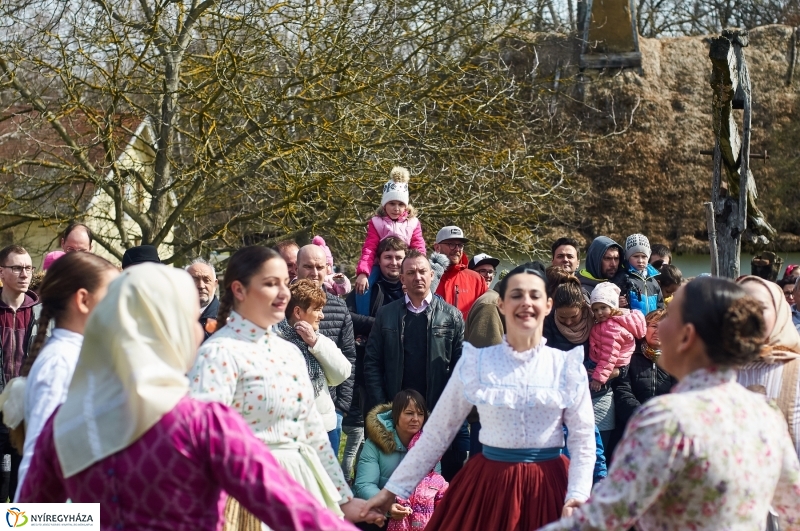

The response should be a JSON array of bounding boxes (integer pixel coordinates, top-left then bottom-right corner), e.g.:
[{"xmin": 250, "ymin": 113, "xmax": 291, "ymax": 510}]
[{"xmin": 381, "ymin": 166, "xmax": 410, "ymax": 207}]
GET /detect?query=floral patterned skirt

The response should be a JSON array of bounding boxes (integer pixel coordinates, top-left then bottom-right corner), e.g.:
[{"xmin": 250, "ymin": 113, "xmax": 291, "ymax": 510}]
[{"xmin": 424, "ymin": 453, "xmax": 569, "ymax": 531}]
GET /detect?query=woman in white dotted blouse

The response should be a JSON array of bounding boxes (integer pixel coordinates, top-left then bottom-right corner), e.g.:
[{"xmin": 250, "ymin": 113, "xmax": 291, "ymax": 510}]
[
  {"xmin": 187, "ymin": 246, "xmax": 375, "ymax": 530},
  {"xmin": 361, "ymin": 263, "xmax": 596, "ymax": 531}
]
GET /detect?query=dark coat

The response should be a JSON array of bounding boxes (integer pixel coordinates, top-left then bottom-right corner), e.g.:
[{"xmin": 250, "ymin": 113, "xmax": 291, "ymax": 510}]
[
  {"xmin": 319, "ymin": 292, "xmax": 357, "ymax": 416},
  {"xmin": 345, "ymin": 276, "xmax": 404, "ymax": 426},
  {"xmin": 363, "ymin": 296, "xmax": 464, "ymax": 415},
  {"xmin": 610, "ymin": 340, "xmax": 678, "ymax": 430},
  {"xmin": 199, "ymin": 296, "xmax": 220, "ymax": 342}
]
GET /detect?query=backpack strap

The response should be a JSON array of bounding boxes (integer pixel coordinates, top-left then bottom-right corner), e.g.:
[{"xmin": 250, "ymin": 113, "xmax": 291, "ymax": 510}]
[{"xmin": 777, "ymin": 358, "xmax": 800, "ymax": 448}]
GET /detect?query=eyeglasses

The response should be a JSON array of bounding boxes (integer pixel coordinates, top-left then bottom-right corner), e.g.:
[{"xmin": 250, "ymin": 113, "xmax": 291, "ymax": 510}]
[
  {"xmin": 190, "ymin": 275, "xmax": 215, "ymax": 285},
  {"xmin": 440, "ymin": 242, "xmax": 465, "ymax": 250},
  {"xmin": 0, "ymin": 265, "xmax": 35, "ymax": 275}
]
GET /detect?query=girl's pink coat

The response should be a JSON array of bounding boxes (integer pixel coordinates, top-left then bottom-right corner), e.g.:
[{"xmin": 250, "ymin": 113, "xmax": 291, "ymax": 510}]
[
  {"xmin": 589, "ymin": 309, "xmax": 647, "ymax": 383},
  {"xmin": 356, "ymin": 214, "xmax": 426, "ymax": 275}
]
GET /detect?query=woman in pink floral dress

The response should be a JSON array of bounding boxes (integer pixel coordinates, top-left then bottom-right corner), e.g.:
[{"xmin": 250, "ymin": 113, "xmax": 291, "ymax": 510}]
[
  {"xmin": 541, "ymin": 276, "xmax": 800, "ymax": 531},
  {"xmin": 17, "ymin": 264, "xmax": 377, "ymax": 530}
]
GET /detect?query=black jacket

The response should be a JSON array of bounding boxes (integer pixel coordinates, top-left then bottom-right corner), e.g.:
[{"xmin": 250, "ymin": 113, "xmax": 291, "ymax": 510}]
[
  {"xmin": 319, "ymin": 292, "xmax": 357, "ymax": 415},
  {"xmin": 200, "ymin": 296, "xmax": 220, "ymax": 342},
  {"xmin": 610, "ymin": 340, "xmax": 678, "ymax": 429},
  {"xmin": 345, "ymin": 277, "xmax": 404, "ymax": 384},
  {"xmin": 363, "ymin": 295, "xmax": 464, "ymax": 415}
]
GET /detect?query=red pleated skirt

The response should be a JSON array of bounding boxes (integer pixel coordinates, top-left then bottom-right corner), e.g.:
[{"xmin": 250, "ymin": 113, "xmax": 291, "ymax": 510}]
[{"xmin": 425, "ymin": 453, "xmax": 569, "ymax": 531}]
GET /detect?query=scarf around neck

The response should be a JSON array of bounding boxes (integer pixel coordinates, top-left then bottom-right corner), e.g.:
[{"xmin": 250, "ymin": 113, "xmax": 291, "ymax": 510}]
[
  {"xmin": 276, "ymin": 319, "xmax": 326, "ymax": 397},
  {"xmin": 555, "ymin": 305, "xmax": 593, "ymax": 344},
  {"xmin": 641, "ymin": 341, "xmax": 661, "ymax": 363}
]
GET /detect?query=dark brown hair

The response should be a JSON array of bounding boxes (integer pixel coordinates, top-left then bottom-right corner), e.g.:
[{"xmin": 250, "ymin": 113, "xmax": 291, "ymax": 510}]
[
  {"xmin": 378, "ymin": 236, "xmax": 408, "ymax": 257},
  {"xmin": 496, "ymin": 261, "xmax": 548, "ymax": 299},
  {"xmin": 287, "ymin": 279, "xmax": 327, "ymax": 318},
  {"xmin": 22, "ymin": 252, "xmax": 117, "ymax": 377},
  {"xmin": 551, "ymin": 237, "xmax": 580, "ymax": 258},
  {"xmin": 0, "ymin": 245, "xmax": 27, "ymax": 265},
  {"xmin": 658, "ymin": 264, "xmax": 683, "ymax": 288},
  {"xmin": 682, "ymin": 277, "xmax": 765, "ymax": 367},
  {"xmin": 217, "ymin": 246, "xmax": 281, "ymax": 326},
  {"xmin": 400, "ymin": 249, "xmax": 427, "ymax": 273},
  {"xmin": 391, "ymin": 389, "xmax": 429, "ymax": 428}
]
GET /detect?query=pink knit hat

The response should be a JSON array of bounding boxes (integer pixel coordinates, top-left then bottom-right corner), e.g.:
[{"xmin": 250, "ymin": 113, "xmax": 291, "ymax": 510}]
[
  {"xmin": 311, "ymin": 235, "xmax": 334, "ymax": 266},
  {"xmin": 43, "ymin": 251, "xmax": 66, "ymax": 271},
  {"xmin": 590, "ymin": 282, "xmax": 620, "ymax": 309}
]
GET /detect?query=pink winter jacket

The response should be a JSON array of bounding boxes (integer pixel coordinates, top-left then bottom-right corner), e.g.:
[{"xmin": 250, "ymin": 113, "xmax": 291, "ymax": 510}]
[
  {"xmin": 356, "ymin": 213, "xmax": 426, "ymax": 275},
  {"xmin": 387, "ymin": 431, "xmax": 448, "ymax": 531},
  {"xmin": 588, "ymin": 309, "xmax": 647, "ymax": 384}
]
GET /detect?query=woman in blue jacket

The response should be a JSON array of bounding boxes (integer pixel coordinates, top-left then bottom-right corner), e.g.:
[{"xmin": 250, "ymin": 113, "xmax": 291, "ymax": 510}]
[{"xmin": 354, "ymin": 390, "xmax": 441, "ymax": 527}]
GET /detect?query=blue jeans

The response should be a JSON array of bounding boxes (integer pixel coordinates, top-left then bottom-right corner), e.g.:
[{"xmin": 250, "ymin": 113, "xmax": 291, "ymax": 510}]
[{"xmin": 327, "ymin": 412, "xmax": 344, "ymax": 459}]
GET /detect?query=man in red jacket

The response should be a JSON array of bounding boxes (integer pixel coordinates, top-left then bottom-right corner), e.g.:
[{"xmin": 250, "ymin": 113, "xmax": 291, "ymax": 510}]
[{"xmin": 433, "ymin": 226, "xmax": 487, "ymax": 320}]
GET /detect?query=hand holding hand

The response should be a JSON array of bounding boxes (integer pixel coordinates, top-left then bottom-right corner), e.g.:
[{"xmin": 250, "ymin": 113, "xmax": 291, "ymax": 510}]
[
  {"xmin": 341, "ymin": 498, "xmax": 385, "ymax": 525},
  {"xmin": 294, "ymin": 321, "xmax": 318, "ymax": 347},
  {"xmin": 359, "ymin": 488, "xmax": 395, "ymax": 521},
  {"xmin": 562, "ymin": 498, "xmax": 585, "ymax": 518},
  {"xmin": 389, "ymin": 503, "xmax": 412, "ymax": 520},
  {"xmin": 355, "ymin": 274, "xmax": 369, "ymax": 294},
  {"xmin": 589, "ymin": 379, "xmax": 603, "ymax": 392}
]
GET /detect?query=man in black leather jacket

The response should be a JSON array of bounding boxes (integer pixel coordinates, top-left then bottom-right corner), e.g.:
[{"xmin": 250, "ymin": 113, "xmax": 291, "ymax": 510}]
[{"xmin": 363, "ymin": 250, "xmax": 465, "ymax": 480}]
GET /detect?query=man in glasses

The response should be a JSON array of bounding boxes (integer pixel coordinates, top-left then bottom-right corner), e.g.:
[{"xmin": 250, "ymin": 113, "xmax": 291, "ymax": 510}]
[
  {"xmin": 433, "ymin": 225, "xmax": 487, "ymax": 320},
  {"xmin": 60, "ymin": 222, "xmax": 94, "ymax": 254},
  {"xmin": 468, "ymin": 253, "xmax": 500, "ymax": 289},
  {"xmin": 186, "ymin": 258, "xmax": 219, "ymax": 341},
  {"xmin": 0, "ymin": 244, "xmax": 40, "ymax": 501}
]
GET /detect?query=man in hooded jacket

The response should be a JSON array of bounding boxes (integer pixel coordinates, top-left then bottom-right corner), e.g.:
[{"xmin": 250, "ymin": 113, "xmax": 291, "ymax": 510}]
[{"xmin": 577, "ymin": 236, "xmax": 628, "ymax": 306}]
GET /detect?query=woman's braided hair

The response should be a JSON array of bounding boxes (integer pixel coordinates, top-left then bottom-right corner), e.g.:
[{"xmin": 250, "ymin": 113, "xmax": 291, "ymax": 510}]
[
  {"xmin": 21, "ymin": 251, "xmax": 117, "ymax": 377},
  {"xmin": 216, "ymin": 245, "xmax": 281, "ymax": 327}
]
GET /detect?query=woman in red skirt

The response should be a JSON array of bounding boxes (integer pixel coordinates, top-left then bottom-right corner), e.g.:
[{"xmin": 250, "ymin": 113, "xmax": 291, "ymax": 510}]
[{"xmin": 361, "ymin": 263, "xmax": 596, "ymax": 531}]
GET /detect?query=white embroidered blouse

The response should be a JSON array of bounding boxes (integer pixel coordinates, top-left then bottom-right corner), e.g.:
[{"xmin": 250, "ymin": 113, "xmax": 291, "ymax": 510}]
[
  {"xmin": 187, "ymin": 311, "xmax": 352, "ymax": 502},
  {"xmin": 384, "ymin": 338, "xmax": 596, "ymax": 502}
]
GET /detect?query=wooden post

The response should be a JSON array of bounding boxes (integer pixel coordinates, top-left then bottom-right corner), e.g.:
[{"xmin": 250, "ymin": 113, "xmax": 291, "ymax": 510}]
[
  {"xmin": 705, "ymin": 202, "xmax": 719, "ymax": 276},
  {"xmin": 708, "ymin": 30, "xmax": 752, "ymax": 279}
]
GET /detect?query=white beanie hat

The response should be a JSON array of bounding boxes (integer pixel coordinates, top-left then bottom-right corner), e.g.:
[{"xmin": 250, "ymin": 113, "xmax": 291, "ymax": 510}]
[
  {"xmin": 590, "ymin": 282, "xmax": 620, "ymax": 309},
  {"xmin": 625, "ymin": 233, "xmax": 651, "ymax": 260},
  {"xmin": 381, "ymin": 166, "xmax": 410, "ymax": 207}
]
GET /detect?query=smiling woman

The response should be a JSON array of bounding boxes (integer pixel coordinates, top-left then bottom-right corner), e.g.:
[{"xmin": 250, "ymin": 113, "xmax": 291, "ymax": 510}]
[
  {"xmin": 361, "ymin": 262, "xmax": 597, "ymax": 530},
  {"xmin": 188, "ymin": 246, "xmax": 372, "ymax": 529}
]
